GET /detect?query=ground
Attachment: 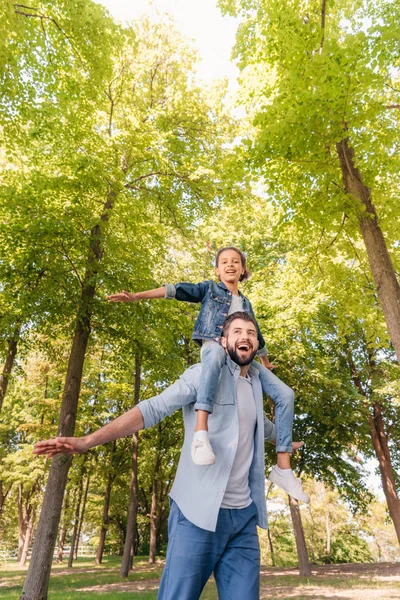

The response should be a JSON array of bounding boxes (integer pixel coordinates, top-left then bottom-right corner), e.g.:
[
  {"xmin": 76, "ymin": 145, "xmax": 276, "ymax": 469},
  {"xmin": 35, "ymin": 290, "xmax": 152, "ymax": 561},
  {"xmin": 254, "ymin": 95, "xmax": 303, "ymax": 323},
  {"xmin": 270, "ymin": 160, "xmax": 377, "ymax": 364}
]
[{"xmin": 1, "ymin": 557, "xmax": 400, "ymax": 599}]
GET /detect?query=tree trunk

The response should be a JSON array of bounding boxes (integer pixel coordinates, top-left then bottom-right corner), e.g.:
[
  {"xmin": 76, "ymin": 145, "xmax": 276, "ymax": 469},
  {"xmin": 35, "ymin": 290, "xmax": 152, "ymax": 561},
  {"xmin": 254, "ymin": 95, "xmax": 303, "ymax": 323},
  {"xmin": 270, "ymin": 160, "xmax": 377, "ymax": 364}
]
[
  {"xmin": 325, "ymin": 511, "xmax": 331, "ymax": 563},
  {"xmin": 68, "ymin": 469, "xmax": 86, "ymax": 568},
  {"xmin": 336, "ymin": 137, "xmax": 400, "ymax": 360},
  {"xmin": 0, "ymin": 481, "xmax": 12, "ymax": 521},
  {"xmin": 347, "ymin": 348, "xmax": 400, "ymax": 547},
  {"xmin": 0, "ymin": 325, "xmax": 21, "ymax": 413},
  {"xmin": 120, "ymin": 355, "xmax": 141, "ymax": 577},
  {"xmin": 18, "ymin": 484, "xmax": 28, "ymax": 563},
  {"xmin": 95, "ymin": 444, "xmax": 116, "ymax": 566},
  {"xmin": 20, "ymin": 190, "xmax": 116, "ymax": 600},
  {"xmin": 56, "ymin": 493, "xmax": 70, "ymax": 563},
  {"xmin": 148, "ymin": 477, "xmax": 158, "ymax": 564},
  {"xmin": 267, "ymin": 528, "xmax": 275, "ymax": 567},
  {"xmin": 19, "ymin": 510, "xmax": 36, "ymax": 568},
  {"xmin": 368, "ymin": 402, "xmax": 400, "ymax": 545},
  {"xmin": 288, "ymin": 496, "xmax": 312, "ymax": 576},
  {"xmin": 17, "ymin": 483, "xmax": 38, "ymax": 565},
  {"xmin": 74, "ymin": 475, "xmax": 90, "ymax": 560}
]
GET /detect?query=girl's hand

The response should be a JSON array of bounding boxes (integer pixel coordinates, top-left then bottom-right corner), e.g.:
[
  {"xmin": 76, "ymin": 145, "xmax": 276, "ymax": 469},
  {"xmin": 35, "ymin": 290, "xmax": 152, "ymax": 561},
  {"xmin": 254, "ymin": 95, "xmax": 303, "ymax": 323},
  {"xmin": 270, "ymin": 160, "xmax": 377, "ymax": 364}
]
[
  {"xmin": 291, "ymin": 441, "xmax": 305, "ymax": 453},
  {"xmin": 107, "ymin": 290, "xmax": 138, "ymax": 302},
  {"xmin": 33, "ymin": 436, "xmax": 89, "ymax": 458},
  {"xmin": 260, "ymin": 356, "xmax": 277, "ymax": 370}
]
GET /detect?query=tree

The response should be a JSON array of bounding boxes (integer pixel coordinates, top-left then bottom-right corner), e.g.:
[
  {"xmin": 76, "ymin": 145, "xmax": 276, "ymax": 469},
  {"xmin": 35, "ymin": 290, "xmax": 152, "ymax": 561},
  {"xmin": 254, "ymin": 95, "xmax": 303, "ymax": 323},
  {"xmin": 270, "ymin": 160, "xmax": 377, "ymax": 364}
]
[{"xmin": 219, "ymin": 0, "xmax": 400, "ymax": 360}]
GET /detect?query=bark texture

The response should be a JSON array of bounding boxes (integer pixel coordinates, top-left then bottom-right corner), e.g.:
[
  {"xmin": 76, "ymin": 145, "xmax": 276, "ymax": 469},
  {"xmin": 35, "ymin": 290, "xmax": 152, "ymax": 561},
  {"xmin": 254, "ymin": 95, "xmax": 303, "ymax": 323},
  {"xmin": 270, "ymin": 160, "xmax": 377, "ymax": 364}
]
[
  {"xmin": 20, "ymin": 190, "xmax": 116, "ymax": 600},
  {"xmin": 120, "ymin": 355, "xmax": 141, "ymax": 577},
  {"xmin": 289, "ymin": 496, "xmax": 312, "ymax": 576},
  {"xmin": 0, "ymin": 325, "xmax": 21, "ymax": 413},
  {"xmin": 336, "ymin": 137, "xmax": 400, "ymax": 360}
]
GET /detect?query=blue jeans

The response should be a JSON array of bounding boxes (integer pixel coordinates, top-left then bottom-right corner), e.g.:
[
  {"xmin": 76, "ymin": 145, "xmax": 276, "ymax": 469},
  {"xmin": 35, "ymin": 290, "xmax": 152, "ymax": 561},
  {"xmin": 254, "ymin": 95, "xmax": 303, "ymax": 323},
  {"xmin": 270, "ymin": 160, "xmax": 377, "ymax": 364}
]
[
  {"xmin": 195, "ymin": 342, "xmax": 294, "ymax": 453},
  {"xmin": 158, "ymin": 500, "xmax": 260, "ymax": 600}
]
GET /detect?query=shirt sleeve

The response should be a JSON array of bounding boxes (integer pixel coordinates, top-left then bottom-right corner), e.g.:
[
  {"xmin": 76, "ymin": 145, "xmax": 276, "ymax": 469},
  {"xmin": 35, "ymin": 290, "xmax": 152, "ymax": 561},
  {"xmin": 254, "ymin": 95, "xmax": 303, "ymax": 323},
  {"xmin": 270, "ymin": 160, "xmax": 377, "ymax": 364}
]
[
  {"xmin": 263, "ymin": 413, "xmax": 276, "ymax": 442},
  {"xmin": 137, "ymin": 367, "xmax": 199, "ymax": 429},
  {"xmin": 162, "ymin": 281, "xmax": 209, "ymax": 303}
]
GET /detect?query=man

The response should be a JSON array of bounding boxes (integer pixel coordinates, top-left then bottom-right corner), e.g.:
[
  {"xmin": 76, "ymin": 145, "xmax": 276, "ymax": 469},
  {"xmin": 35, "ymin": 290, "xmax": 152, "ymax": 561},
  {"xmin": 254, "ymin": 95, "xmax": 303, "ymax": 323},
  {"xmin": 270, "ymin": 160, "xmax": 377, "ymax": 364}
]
[{"xmin": 34, "ymin": 312, "xmax": 304, "ymax": 599}]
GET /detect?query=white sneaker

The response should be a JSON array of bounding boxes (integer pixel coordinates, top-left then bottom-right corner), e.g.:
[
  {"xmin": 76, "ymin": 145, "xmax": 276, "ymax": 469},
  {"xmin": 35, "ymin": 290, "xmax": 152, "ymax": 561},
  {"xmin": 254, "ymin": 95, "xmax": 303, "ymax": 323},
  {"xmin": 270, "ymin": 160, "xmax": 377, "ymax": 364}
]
[
  {"xmin": 191, "ymin": 435, "xmax": 216, "ymax": 466},
  {"xmin": 268, "ymin": 466, "xmax": 310, "ymax": 503}
]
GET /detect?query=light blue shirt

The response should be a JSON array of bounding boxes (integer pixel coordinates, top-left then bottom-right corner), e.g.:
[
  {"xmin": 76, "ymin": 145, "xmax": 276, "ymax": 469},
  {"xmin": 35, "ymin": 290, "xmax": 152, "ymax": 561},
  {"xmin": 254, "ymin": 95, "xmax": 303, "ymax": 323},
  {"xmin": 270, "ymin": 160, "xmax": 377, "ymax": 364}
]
[{"xmin": 138, "ymin": 356, "xmax": 275, "ymax": 532}]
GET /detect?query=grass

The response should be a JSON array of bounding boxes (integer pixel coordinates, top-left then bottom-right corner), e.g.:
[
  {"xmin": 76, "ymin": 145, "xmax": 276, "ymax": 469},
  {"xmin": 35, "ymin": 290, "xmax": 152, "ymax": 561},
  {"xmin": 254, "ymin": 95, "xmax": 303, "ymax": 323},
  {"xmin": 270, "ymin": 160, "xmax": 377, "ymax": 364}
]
[{"xmin": 1, "ymin": 557, "xmax": 399, "ymax": 600}]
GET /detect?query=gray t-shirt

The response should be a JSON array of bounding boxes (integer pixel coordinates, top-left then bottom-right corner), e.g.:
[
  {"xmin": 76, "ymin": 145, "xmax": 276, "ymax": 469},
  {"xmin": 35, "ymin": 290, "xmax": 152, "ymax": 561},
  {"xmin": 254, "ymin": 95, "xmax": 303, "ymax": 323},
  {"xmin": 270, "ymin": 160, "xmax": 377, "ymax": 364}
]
[
  {"xmin": 228, "ymin": 294, "xmax": 243, "ymax": 315},
  {"xmin": 221, "ymin": 375, "xmax": 256, "ymax": 509}
]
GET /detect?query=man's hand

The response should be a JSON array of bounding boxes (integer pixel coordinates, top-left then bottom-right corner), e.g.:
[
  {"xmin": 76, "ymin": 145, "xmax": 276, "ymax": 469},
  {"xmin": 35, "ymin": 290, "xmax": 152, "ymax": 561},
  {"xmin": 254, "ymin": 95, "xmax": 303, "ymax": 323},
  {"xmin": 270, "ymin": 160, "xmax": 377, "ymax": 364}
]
[
  {"xmin": 33, "ymin": 436, "xmax": 89, "ymax": 458},
  {"xmin": 107, "ymin": 290, "xmax": 138, "ymax": 302}
]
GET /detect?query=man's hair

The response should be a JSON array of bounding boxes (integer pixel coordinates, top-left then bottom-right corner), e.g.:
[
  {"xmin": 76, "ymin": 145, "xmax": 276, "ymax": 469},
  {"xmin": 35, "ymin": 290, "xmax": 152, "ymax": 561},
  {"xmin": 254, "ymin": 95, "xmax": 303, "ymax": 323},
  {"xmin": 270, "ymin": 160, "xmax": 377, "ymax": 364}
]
[
  {"xmin": 221, "ymin": 311, "xmax": 257, "ymax": 338},
  {"xmin": 215, "ymin": 246, "xmax": 251, "ymax": 282}
]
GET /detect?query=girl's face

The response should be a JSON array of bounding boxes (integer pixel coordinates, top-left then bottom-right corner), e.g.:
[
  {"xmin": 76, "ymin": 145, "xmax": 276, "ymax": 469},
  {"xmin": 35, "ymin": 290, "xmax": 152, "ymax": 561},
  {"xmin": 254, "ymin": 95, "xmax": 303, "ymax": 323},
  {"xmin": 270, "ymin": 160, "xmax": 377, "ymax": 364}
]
[{"xmin": 215, "ymin": 250, "xmax": 244, "ymax": 284}]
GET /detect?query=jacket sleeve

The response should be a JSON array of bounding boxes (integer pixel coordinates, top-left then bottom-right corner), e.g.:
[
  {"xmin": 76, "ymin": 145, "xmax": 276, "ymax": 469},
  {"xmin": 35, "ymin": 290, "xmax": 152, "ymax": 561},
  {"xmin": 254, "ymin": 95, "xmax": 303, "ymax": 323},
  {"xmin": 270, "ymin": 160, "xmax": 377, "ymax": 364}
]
[
  {"xmin": 137, "ymin": 366, "xmax": 199, "ymax": 429},
  {"xmin": 163, "ymin": 280, "xmax": 210, "ymax": 304}
]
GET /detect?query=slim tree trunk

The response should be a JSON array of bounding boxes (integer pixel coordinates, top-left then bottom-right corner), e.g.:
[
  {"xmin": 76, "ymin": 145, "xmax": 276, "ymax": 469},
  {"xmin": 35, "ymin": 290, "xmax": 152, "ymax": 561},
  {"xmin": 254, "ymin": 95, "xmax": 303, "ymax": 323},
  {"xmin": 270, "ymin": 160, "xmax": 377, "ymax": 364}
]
[
  {"xmin": 20, "ymin": 190, "xmax": 116, "ymax": 600},
  {"xmin": 0, "ymin": 325, "xmax": 21, "ymax": 412},
  {"xmin": 368, "ymin": 403, "xmax": 400, "ymax": 545},
  {"xmin": 68, "ymin": 469, "xmax": 85, "ymax": 568},
  {"xmin": 95, "ymin": 443, "xmax": 116, "ymax": 566},
  {"xmin": 56, "ymin": 493, "xmax": 70, "ymax": 563},
  {"xmin": 0, "ymin": 481, "xmax": 12, "ymax": 521},
  {"xmin": 267, "ymin": 528, "xmax": 275, "ymax": 567},
  {"xmin": 74, "ymin": 475, "xmax": 90, "ymax": 560},
  {"xmin": 18, "ymin": 484, "xmax": 28, "ymax": 563},
  {"xmin": 288, "ymin": 496, "xmax": 312, "ymax": 576},
  {"xmin": 19, "ymin": 511, "xmax": 36, "ymax": 568},
  {"xmin": 347, "ymin": 348, "xmax": 400, "ymax": 547},
  {"xmin": 120, "ymin": 356, "xmax": 141, "ymax": 578},
  {"xmin": 148, "ymin": 477, "xmax": 158, "ymax": 564},
  {"xmin": 336, "ymin": 137, "xmax": 400, "ymax": 360},
  {"xmin": 325, "ymin": 511, "xmax": 331, "ymax": 563}
]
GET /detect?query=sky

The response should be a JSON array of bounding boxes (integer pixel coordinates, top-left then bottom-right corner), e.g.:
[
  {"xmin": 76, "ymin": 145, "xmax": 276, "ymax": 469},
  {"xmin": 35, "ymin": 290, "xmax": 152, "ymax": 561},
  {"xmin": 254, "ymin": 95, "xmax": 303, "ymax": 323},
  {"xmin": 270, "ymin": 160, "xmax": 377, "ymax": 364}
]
[{"xmin": 95, "ymin": 0, "xmax": 239, "ymax": 85}]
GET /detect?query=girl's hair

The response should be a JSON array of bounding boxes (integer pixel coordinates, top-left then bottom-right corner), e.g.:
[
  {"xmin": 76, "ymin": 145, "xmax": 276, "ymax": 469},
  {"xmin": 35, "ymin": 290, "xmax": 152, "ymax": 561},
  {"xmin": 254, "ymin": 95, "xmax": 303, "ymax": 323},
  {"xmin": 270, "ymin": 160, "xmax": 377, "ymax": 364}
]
[{"xmin": 215, "ymin": 246, "xmax": 251, "ymax": 282}]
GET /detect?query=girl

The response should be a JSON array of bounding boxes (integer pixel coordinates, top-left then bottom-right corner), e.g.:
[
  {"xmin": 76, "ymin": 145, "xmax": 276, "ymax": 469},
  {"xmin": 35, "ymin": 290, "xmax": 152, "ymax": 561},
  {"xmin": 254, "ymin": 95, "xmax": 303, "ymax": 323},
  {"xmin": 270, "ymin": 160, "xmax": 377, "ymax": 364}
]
[{"xmin": 107, "ymin": 246, "xmax": 309, "ymax": 502}]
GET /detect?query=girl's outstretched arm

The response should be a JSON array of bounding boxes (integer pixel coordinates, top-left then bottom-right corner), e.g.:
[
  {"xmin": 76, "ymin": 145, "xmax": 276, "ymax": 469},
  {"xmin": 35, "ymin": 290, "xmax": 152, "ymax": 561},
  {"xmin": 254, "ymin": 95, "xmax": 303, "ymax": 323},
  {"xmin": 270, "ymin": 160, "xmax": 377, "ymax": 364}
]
[{"xmin": 107, "ymin": 287, "xmax": 166, "ymax": 302}]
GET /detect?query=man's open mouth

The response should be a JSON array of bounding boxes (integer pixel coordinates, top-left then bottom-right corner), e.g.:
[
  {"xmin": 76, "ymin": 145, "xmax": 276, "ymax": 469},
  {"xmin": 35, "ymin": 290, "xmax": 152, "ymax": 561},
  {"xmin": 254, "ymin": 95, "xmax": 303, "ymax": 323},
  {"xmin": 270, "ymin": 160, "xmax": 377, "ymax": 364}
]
[{"xmin": 236, "ymin": 342, "xmax": 252, "ymax": 351}]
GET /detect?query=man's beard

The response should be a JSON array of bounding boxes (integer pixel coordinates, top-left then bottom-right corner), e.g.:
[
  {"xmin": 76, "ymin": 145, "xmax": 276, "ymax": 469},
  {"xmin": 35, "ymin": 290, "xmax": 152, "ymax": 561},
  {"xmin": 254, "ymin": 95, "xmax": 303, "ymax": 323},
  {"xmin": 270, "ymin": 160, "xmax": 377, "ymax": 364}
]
[{"xmin": 226, "ymin": 341, "xmax": 258, "ymax": 366}]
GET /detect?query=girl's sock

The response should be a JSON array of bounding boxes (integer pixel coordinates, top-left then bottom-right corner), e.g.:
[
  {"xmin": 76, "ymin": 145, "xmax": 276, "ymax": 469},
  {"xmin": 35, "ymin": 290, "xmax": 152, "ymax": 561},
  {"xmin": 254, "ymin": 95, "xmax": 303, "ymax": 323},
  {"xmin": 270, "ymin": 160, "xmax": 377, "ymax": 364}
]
[{"xmin": 193, "ymin": 430, "xmax": 209, "ymax": 441}]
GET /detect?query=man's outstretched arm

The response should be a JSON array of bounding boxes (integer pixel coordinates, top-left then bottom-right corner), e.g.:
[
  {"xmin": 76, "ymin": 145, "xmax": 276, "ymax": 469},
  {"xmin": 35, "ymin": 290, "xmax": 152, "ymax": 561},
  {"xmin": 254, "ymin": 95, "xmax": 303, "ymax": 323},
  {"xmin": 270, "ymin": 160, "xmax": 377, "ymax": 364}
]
[
  {"xmin": 33, "ymin": 406, "xmax": 144, "ymax": 458},
  {"xmin": 33, "ymin": 368, "xmax": 199, "ymax": 458}
]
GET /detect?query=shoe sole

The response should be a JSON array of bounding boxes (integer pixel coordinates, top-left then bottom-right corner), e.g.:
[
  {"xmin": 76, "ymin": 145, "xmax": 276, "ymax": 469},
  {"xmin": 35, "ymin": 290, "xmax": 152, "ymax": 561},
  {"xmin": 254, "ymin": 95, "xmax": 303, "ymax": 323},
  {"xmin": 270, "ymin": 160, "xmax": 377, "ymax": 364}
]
[{"xmin": 268, "ymin": 472, "xmax": 310, "ymax": 503}]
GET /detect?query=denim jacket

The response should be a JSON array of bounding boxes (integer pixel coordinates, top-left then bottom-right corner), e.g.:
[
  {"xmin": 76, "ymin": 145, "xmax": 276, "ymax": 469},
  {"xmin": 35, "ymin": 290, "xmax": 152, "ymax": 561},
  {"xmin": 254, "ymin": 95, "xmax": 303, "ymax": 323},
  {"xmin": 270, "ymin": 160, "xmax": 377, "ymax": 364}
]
[{"xmin": 163, "ymin": 279, "xmax": 267, "ymax": 357}]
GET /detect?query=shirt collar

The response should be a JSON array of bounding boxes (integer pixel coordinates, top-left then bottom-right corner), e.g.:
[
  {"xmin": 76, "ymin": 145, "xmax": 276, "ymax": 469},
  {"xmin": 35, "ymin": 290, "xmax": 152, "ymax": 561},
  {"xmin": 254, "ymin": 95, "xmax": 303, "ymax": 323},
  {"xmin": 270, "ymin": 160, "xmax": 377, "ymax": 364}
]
[
  {"xmin": 216, "ymin": 280, "xmax": 243, "ymax": 297},
  {"xmin": 225, "ymin": 354, "xmax": 260, "ymax": 378}
]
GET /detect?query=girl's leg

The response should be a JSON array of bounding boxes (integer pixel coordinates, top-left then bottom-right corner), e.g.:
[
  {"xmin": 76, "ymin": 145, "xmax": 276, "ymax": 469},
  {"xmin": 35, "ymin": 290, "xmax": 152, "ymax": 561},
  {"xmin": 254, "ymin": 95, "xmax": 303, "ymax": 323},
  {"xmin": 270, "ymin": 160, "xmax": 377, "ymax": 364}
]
[
  {"xmin": 191, "ymin": 342, "xmax": 226, "ymax": 466},
  {"xmin": 251, "ymin": 361, "xmax": 294, "ymax": 453},
  {"xmin": 195, "ymin": 342, "xmax": 227, "ymax": 414},
  {"xmin": 252, "ymin": 361, "xmax": 309, "ymax": 503}
]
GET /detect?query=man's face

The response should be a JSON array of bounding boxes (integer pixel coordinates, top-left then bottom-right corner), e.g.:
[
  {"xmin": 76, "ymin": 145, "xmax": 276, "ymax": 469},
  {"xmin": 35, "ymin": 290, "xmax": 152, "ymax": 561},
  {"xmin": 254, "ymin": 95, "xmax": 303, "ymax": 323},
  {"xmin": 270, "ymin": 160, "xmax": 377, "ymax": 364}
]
[{"xmin": 221, "ymin": 318, "xmax": 259, "ymax": 366}]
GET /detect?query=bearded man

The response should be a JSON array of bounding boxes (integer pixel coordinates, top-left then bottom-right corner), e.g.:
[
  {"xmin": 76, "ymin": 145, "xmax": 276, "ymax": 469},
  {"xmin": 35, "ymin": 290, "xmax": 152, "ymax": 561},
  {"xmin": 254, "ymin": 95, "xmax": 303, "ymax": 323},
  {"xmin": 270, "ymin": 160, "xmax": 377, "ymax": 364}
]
[{"xmin": 34, "ymin": 311, "xmax": 304, "ymax": 600}]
